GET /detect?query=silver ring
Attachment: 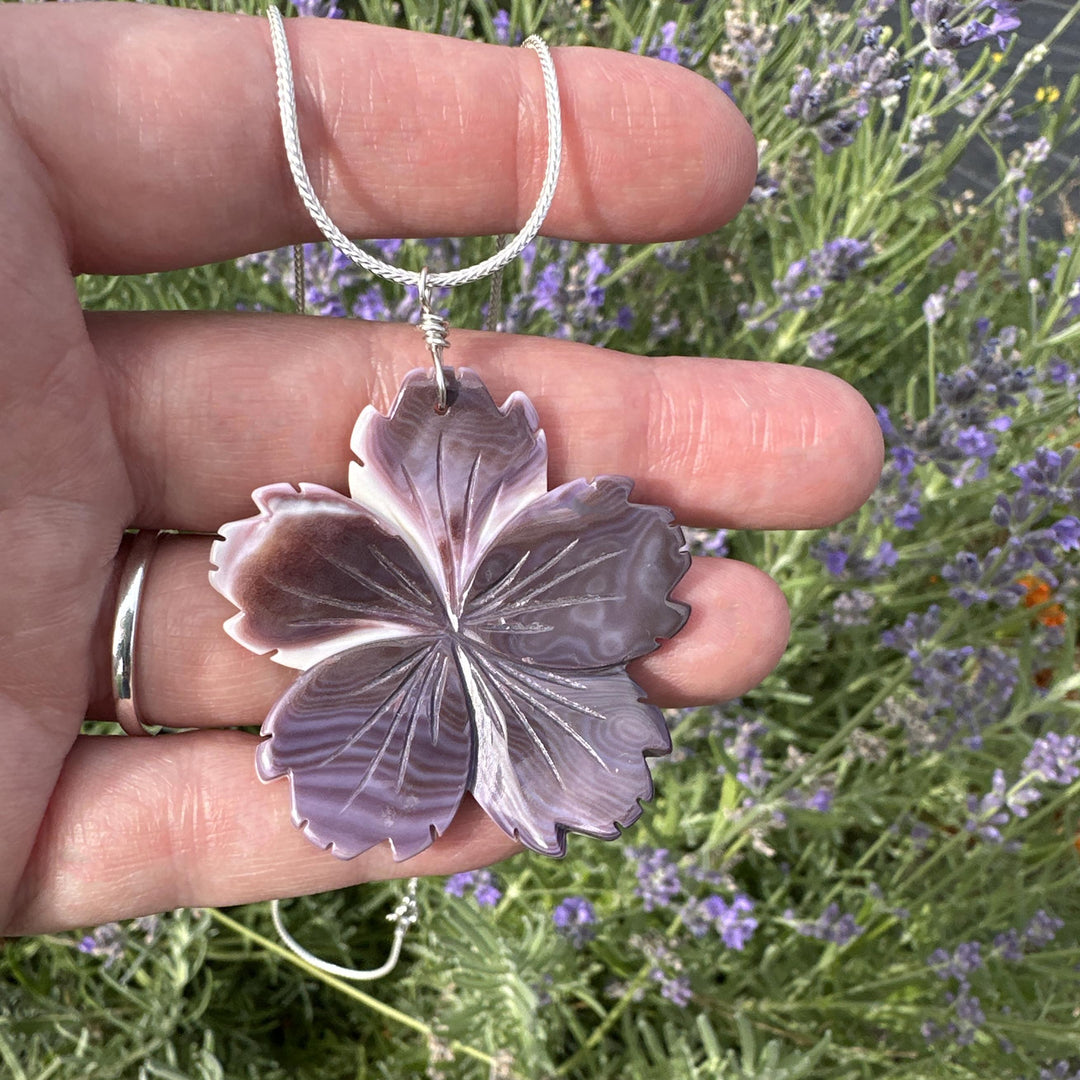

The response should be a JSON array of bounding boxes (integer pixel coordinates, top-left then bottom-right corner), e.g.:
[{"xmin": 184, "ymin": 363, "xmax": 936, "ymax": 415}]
[{"xmin": 111, "ymin": 530, "xmax": 163, "ymax": 735}]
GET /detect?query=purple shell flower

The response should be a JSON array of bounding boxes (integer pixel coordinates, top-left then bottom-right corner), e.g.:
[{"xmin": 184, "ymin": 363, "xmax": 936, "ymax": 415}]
[{"xmin": 210, "ymin": 369, "xmax": 690, "ymax": 860}]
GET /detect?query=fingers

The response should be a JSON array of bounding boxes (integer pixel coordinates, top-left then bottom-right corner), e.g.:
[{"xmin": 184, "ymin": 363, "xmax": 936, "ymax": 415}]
[
  {"xmin": 642, "ymin": 555, "xmax": 789, "ymax": 706},
  {"xmin": 0, "ymin": 5, "xmax": 755, "ymax": 273},
  {"xmin": 89, "ymin": 312, "xmax": 883, "ymax": 533},
  {"xmin": 7, "ymin": 731, "xmax": 522, "ymax": 934},
  {"xmin": 26, "ymin": 537, "xmax": 789, "ymax": 933},
  {"xmin": 88, "ymin": 537, "xmax": 788, "ymax": 727},
  {"xmin": 46, "ymin": 539, "xmax": 786, "ymax": 935}
]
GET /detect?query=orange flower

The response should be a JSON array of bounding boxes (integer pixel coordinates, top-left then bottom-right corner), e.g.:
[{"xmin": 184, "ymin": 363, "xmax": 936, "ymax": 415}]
[
  {"xmin": 1020, "ymin": 575, "xmax": 1052, "ymax": 607},
  {"xmin": 1019, "ymin": 575, "xmax": 1066, "ymax": 627}
]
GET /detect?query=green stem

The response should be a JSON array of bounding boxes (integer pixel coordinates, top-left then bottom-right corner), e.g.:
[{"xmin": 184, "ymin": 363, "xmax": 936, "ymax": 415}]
[
  {"xmin": 556, "ymin": 902, "xmax": 695, "ymax": 1076},
  {"xmin": 207, "ymin": 908, "xmax": 518, "ymax": 1078},
  {"xmin": 597, "ymin": 240, "xmax": 663, "ymax": 290},
  {"xmin": 552, "ymin": 961, "xmax": 653, "ymax": 1076},
  {"xmin": 704, "ymin": 667, "xmax": 910, "ymax": 857},
  {"xmin": 926, "ymin": 321, "xmax": 937, "ymax": 414}
]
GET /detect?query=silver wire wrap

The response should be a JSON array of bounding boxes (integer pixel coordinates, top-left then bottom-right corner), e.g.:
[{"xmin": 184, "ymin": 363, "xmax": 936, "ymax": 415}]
[
  {"xmin": 270, "ymin": 879, "xmax": 419, "ymax": 982},
  {"xmin": 267, "ymin": 6, "xmax": 563, "ymax": 291},
  {"xmin": 112, "ymin": 530, "xmax": 163, "ymax": 736},
  {"xmin": 418, "ymin": 266, "xmax": 451, "ymax": 411}
]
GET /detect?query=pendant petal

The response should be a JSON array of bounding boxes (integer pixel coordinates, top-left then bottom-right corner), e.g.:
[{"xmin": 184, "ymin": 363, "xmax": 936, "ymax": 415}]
[
  {"xmin": 210, "ymin": 483, "xmax": 441, "ymax": 670},
  {"xmin": 465, "ymin": 476, "xmax": 690, "ymax": 670},
  {"xmin": 348, "ymin": 368, "xmax": 548, "ymax": 608},
  {"xmin": 456, "ymin": 645, "xmax": 670, "ymax": 856},
  {"xmin": 257, "ymin": 638, "xmax": 473, "ymax": 861}
]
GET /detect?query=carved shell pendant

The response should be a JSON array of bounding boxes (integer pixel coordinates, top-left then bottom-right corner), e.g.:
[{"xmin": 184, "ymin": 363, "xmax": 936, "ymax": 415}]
[{"xmin": 210, "ymin": 369, "xmax": 690, "ymax": 859}]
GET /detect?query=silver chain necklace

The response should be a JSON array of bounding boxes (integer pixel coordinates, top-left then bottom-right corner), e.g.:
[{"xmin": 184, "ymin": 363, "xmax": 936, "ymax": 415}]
[{"xmin": 212, "ymin": 6, "xmax": 692, "ymax": 983}]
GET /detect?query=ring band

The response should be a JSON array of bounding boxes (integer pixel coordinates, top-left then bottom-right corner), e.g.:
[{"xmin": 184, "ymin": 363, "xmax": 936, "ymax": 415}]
[{"xmin": 112, "ymin": 530, "xmax": 162, "ymax": 735}]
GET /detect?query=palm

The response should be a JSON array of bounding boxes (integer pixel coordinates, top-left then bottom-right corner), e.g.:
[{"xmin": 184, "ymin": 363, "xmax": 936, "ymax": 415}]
[{"xmin": 0, "ymin": 3, "xmax": 881, "ymax": 935}]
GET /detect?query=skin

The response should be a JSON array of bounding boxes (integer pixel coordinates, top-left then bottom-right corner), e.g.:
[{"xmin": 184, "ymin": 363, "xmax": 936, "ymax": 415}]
[{"xmin": 0, "ymin": 3, "xmax": 883, "ymax": 936}]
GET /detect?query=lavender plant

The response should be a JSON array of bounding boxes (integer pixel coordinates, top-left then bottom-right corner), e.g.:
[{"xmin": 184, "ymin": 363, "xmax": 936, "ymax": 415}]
[{"xmin": 5, "ymin": 1, "xmax": 1080, "ymax": 1078}]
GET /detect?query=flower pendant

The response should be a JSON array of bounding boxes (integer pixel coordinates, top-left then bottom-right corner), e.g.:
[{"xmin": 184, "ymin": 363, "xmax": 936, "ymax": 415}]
[{"xmin": 210, "ymin": 369, "xmax": 690, "ymax": 859}]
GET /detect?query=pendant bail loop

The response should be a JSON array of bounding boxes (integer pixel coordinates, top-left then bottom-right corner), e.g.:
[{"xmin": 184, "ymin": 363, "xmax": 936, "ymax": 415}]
[{"xmin": 417, "ymin": 266, "xmax": 451, "ymax": 413}]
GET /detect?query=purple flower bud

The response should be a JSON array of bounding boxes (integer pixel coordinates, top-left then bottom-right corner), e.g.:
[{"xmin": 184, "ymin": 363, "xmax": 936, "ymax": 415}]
[
  {"xmin": 795, "ymin": 902, "xmax": 863, "ymax": 946},
  {"xmin": 1022, "ymin": 732, "xmax": 1080, "ymax": 785},
  {"xmin": 876, "ymin": 405, "xmax": 897, "ymax": 438},
  {"xmin": 444, "ymin": 871, "xmax": 475, "ymax": 897},
  {"xmin": 492, "ymin": 8, "xmax": 511, "ymax": 45},
  {"xmin": 892, "ymin": 444, "xmax": 917, "ymax": 476},
  {"xmin": 445, "ymin": 869, "xmax": 502, "ymax": 907},
  {"xmin": 870, "ymin": 541, "xmax": 899, "ymax": 573},
  {"xmin": 630, "ymin": 847, "xmax": 683, "ymax": 912},
  {"xmin": 990, "ymin": 495, "xmax": 1012, "ymax": 528},
  {"xmin": 993, "ymin": 928, "xmax": 1023, "ymax": 962},
  {"xmin": 653, "ymin": 971, "xmax": 693, "ymax": 1005},
  {"xmin": 807, "ymin": 329, "xmax": 838, "ymax": 361},
  {"xmin": 1024, "ymin": 909, "xmax": 1065, "ymax": 948},
  {"xmin": 703, "ymin": 893, "xmax": 759, "ymax": 950},
  {"xmin": 954, "ymin": 426, "xmax": 996, "ymax": 460},
  {"xmin": 293, "ymin": 0, "xmax": 344, "ymax": 17},
  {"xmin": 553, "ymin": 896, "xmax": 597, "ymax": 946},
  {"xmin": 1048, "ymin": 360, "xmax": 1074, "ymax": 385},
  {"xmin": 1052, "ymin": 517, "xmax": 1080, "ymax": 550},
  {"xmin": 824, "ymin": 548, "xmax": 849, "ymax": 576}
]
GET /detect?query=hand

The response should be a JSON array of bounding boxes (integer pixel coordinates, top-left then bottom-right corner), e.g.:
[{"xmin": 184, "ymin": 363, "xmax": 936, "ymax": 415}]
[{"xmin": 0, "ymin": 3, "xmax": 881, "ymax": 935}]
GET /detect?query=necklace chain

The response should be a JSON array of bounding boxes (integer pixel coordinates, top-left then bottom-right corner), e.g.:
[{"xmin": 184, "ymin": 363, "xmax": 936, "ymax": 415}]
[{"xmin": 268, "ymin": 6, "xmax": 563, "ymax": 293}]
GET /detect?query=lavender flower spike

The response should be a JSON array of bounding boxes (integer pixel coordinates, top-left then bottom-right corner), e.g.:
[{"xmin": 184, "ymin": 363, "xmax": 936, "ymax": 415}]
[{"xmin": 210, "ymin": 369, "xmax": 690, "ymax": 860}]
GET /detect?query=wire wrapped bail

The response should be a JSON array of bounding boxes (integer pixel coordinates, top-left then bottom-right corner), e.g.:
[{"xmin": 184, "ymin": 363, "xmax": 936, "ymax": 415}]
[{"xmin": 417, "ymin": 266, "xmax": 450, "ymax": 414}]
